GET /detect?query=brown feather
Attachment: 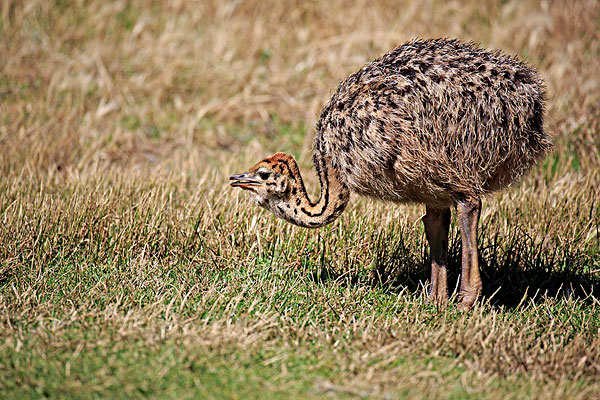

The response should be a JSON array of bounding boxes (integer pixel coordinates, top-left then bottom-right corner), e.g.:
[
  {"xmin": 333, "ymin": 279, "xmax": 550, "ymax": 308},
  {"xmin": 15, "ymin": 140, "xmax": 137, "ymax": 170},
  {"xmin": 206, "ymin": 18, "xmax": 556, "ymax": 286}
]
[{"xmin": 314, "ymin": 38, "xmax": 552, "ymax": 208}]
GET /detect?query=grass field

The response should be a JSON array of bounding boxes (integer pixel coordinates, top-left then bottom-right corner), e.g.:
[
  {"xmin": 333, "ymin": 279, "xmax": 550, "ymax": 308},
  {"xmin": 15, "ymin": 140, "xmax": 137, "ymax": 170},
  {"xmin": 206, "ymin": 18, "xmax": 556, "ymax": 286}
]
[{"xmin": 1, "ymin": 0, "xmax": 600, "ymax": 398}]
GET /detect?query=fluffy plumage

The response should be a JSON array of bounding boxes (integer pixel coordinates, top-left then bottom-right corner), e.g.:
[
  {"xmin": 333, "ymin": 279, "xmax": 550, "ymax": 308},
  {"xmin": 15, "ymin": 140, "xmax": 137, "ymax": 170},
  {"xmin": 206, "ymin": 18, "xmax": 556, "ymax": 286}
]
[{"xmin": 314, "ymin": 38, "xmax": 552, "ymax": 208}]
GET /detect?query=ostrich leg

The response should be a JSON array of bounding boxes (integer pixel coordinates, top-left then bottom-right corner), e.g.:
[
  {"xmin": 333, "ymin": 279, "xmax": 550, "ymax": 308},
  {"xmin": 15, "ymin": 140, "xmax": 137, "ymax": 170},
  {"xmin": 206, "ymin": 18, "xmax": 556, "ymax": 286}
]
[
  {"xmin": 423, "ymin": 206, "xmax": 451, "ymax": 304},
  {"xmin": 457, "ymin": 197, "xmax": 482, "ymax": 310}
]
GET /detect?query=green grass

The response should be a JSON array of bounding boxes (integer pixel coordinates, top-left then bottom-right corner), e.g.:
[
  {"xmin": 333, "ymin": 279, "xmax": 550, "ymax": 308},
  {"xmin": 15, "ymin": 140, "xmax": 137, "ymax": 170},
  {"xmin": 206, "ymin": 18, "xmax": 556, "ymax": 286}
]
[
  {"xmin": 4, "ymin": 332, "xmax": 591, "ymax": 399},
  {"xmin": 1, "ymin": 176, "xmax": 598, "ymax": 398},
  {"xmin": 2, "ymin": 240, "xmax": 599, "ymax": 399}
]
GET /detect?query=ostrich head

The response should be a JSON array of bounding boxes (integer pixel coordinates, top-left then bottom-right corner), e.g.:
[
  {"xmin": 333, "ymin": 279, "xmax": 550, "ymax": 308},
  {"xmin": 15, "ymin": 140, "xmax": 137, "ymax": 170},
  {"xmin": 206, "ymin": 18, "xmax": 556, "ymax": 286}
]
[{"xmin": 230, "ymin": 152, "xmax": 293, "ymax": 212}]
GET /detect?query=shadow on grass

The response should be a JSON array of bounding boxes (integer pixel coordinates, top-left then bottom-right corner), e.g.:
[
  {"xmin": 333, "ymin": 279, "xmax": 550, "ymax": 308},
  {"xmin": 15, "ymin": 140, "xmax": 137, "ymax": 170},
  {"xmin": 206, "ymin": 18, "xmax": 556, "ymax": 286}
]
[{"xmin": 310, "ymin": 223, "xmax": 600, "ymax": 309}]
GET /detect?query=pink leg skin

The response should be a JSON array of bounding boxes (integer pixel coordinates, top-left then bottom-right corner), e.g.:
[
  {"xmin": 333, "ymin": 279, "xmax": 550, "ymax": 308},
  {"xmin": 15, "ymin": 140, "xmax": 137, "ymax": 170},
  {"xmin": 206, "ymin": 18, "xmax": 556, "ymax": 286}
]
[
  {"xmin": 423, "ymin": 206, "xmax": 451, "ymax": 305},
  {"xmin": 457, "ymin": 197, "xmax": 482, "ymax": 311}
]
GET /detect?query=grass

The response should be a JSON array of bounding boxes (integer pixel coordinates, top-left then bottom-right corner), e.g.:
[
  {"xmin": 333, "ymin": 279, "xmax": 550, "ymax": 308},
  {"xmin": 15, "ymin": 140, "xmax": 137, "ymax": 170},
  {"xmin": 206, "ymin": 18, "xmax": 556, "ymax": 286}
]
[{"xmin": 1, "ymin": 0, "xmax": 600, "ymax": 398}]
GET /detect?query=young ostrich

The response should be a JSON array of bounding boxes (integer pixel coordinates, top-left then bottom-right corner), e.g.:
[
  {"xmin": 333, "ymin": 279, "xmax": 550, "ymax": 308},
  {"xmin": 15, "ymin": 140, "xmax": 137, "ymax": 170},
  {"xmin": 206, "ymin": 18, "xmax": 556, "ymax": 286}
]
[{"xmin": 230, "ymin": 39, "xmax": 552, "ymax": 310}]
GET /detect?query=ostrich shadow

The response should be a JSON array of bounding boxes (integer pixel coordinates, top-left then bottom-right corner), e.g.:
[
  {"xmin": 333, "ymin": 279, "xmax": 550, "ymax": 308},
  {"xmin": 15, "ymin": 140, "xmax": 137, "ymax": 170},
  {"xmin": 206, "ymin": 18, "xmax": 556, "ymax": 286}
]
[{"xmin": 309, "ymin": 223, "xmax": 599, "ymax": 309}]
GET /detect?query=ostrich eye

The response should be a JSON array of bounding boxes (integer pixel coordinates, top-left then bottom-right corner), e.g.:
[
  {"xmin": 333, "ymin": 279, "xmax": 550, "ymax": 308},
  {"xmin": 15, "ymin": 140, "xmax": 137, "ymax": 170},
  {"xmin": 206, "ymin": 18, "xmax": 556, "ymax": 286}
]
[{"xmin": 258, "ymin": 171, "xmax": 270, "ymax": 180}]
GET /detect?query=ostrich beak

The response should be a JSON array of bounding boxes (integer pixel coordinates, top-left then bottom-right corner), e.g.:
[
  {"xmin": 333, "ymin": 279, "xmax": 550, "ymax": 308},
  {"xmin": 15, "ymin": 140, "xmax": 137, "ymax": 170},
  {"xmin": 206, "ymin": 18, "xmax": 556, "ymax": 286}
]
[{"xmin": 230, "ymin": 172, "xmax": 261, "ymax": 190}]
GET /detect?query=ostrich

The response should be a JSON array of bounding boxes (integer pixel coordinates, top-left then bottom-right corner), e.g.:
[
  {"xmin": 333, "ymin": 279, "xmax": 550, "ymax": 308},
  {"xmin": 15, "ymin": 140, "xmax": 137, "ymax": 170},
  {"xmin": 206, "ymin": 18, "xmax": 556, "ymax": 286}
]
[{"xmin": 230, "ymin": 39, "xmax": 552, "ymax": 310}]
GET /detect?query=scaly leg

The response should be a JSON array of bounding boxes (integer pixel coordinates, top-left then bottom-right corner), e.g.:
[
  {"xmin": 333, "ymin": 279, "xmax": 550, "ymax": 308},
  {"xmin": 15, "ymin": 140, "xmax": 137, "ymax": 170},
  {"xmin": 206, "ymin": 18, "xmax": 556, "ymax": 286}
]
[
  {"xmin": 423, "ymin": 206, "xmax": 451, "ymax": 305},
  {"xmin": 457, "ymin": 197, "xmax": 482, "ymax": 311}
]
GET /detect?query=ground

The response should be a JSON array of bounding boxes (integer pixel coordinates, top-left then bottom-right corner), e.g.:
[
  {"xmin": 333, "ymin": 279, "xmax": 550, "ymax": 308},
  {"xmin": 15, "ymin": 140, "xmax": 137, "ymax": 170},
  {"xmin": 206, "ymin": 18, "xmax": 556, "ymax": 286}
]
[{"xmin": 1, "ymin": 0, "xmax": 599, "ymax": 398}]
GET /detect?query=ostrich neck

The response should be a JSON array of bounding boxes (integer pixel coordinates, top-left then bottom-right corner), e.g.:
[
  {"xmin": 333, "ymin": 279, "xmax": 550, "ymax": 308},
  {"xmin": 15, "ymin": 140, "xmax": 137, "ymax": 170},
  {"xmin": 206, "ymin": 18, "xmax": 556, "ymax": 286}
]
[{"xmin": 277, "ymin": 151, "xmax": 350, "ymax": 228}]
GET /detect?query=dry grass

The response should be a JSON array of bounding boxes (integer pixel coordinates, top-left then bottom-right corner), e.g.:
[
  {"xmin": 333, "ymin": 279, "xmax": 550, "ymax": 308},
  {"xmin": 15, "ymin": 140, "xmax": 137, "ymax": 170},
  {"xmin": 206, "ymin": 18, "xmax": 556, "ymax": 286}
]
[{"xmin": 1, "ymin": 0, "xmax": 600, "ymax": 398}]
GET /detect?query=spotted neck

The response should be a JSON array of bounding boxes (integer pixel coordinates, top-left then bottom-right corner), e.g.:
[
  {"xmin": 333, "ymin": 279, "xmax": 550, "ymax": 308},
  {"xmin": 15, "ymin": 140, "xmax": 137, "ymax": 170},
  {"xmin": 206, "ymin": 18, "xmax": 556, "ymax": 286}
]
[{"xmin": 270, "ymin": 152, "xmax": 350, "ymax": 228}]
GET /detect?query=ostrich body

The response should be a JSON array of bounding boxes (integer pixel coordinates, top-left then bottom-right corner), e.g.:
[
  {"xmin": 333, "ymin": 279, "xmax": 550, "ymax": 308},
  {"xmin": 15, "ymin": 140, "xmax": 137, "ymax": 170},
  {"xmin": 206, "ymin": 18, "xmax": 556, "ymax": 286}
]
[{"xmin": 230, "ymin": 39, "xmax": 552, "ymax": 310}]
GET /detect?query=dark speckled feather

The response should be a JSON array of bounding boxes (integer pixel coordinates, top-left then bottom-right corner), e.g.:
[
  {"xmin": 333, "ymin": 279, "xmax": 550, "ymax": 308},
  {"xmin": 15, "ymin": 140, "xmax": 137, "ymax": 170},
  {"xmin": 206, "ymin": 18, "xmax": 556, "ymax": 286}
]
[{"xmin": 314, "ymin": 38, "xmax": 552, "ymax": 207}]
